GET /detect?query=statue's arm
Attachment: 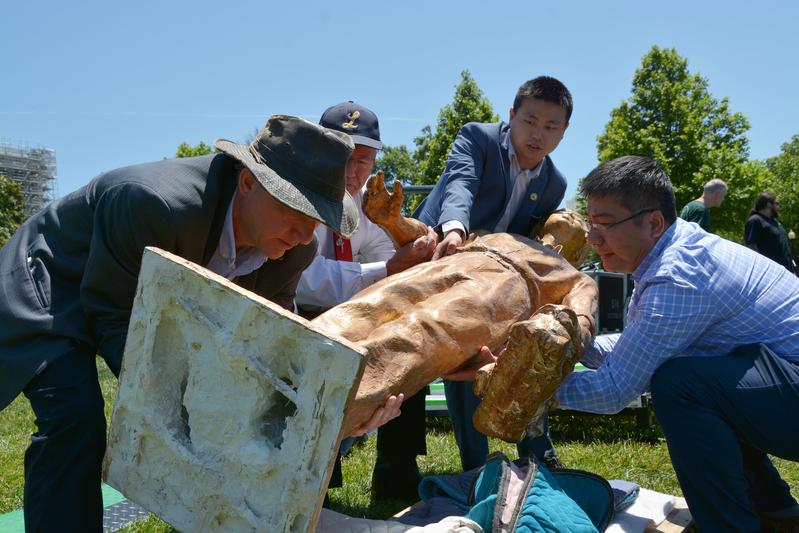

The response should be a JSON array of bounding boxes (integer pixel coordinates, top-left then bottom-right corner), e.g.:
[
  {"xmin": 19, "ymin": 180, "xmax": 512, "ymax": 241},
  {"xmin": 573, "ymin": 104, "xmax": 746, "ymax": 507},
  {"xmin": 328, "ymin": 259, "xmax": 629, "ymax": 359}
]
[{"xmin": 363, "ymin": 171, "xmax": 431, "ymax": 248}]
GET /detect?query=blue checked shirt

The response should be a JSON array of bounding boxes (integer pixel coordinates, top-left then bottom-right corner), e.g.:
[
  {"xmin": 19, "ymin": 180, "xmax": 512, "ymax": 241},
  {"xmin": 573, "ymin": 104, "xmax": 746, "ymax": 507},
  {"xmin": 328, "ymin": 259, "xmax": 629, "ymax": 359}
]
[{"xmin": 556, "ymin": 219, "xmax": 799, "ymax": 414}]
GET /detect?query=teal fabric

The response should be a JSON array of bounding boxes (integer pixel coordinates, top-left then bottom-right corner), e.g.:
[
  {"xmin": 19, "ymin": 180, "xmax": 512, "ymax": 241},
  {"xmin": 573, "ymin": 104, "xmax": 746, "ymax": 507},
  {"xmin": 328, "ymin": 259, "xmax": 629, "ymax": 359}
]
[
  {"xmin": 551, "ymin": 470, "xmax": 614, "ymax": 530},
  {"xmin": 516, "ymin": 466, "xmax": 599, "ymax": 532},
  {"xmin": 464, "ymin": 457, "xmax": 505, "ymax": 527},
  {"xmin": 465, "ymin": 454, "xmax": 606, "ymax": 532}
]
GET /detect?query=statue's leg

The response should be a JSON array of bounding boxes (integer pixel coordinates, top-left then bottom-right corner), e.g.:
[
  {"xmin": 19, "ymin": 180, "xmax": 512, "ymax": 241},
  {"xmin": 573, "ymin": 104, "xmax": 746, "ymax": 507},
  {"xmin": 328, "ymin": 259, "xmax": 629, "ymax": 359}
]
[{"xmin": 472, "ymin": 304, "xmax": 582, "ymax": 442}]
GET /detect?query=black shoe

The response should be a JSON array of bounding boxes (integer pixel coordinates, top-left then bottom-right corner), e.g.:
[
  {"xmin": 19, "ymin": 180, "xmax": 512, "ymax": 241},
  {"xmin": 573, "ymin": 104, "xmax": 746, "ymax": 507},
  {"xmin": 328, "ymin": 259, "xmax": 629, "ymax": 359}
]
[
  {"xmin": 761, "ymin": 514, "xmax": 799, "ymax": 533},
  {"xmin": 371, "ymin": 458, "xmax": 422, "ymax": 501},
  {"xmin": 541, "ymin": 455, "xmax": 565, "ymax": 470}
]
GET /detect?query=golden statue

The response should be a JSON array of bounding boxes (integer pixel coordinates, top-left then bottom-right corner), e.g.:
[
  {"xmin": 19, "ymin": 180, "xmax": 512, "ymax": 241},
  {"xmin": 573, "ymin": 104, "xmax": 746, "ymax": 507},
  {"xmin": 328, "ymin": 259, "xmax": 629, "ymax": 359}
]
[{"xmin": 312, "ymin": 173, "xmax": 598, "ymax": 441}]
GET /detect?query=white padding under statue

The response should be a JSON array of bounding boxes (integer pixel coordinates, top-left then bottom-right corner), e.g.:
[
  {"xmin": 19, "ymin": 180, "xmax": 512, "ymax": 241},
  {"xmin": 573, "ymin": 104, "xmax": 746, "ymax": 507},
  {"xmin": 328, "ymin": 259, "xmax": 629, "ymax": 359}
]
[{"xmin": 103, "ymin": 247, "xmax": 365, "ymax": 532}]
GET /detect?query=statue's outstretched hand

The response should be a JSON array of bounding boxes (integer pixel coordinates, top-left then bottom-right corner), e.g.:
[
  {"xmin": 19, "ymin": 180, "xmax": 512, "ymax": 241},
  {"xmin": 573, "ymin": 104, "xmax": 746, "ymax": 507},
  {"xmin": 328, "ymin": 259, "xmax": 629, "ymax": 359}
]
[{"xmin": 363, "ymin": 171, "xmax": 403, "ymax": 227}]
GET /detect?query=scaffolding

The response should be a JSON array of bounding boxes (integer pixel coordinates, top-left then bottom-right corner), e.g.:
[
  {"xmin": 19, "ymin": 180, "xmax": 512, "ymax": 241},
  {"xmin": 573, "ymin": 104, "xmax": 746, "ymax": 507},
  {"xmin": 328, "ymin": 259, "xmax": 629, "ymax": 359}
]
[{"xmin": 0, "ymin": 141, "xmax": 57, "ymax": 216}]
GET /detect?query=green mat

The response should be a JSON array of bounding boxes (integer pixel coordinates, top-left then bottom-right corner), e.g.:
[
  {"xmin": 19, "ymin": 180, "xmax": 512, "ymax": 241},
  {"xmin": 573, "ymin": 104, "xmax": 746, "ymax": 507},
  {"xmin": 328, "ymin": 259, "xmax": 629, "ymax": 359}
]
[{"xmin": 0, "ymin": 484, "xmax": 128, "ymax": 533}]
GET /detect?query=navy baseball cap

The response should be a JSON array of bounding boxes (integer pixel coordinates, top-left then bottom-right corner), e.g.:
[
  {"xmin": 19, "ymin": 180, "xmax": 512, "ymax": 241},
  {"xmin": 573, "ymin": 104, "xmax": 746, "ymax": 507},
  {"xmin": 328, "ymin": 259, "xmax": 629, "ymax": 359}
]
[{"xmin": 319, "ymin": 101, "xmax": 382, "ymax": 150}]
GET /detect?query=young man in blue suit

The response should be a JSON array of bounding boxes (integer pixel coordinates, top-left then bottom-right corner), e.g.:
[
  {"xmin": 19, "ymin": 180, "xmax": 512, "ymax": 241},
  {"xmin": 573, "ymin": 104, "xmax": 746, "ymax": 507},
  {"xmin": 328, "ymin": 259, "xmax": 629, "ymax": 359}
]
[{"xmin": 414, "ymin": 76, "xmax": 572, "ymax": 471}]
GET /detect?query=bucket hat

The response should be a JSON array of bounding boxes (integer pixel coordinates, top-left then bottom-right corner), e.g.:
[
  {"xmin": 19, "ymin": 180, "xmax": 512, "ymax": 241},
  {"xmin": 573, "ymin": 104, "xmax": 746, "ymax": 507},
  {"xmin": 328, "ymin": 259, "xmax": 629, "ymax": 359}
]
[{"xmin": 215, "ymin": 114, "xmax": 359, "ymax": 236}]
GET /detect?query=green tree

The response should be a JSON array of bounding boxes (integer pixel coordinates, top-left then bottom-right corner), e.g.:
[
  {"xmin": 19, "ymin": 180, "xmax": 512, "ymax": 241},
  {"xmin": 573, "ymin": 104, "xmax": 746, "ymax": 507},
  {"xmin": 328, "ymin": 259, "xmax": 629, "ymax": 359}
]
[
  {"xmin": 407, "ymin": 69, "xmax": 498, "ymax": 211},
  {"xmin": 175, "ymin": 141, "xmax": 214, "ymax": 158},
  {"xmin": 374, "ymin": 144, "xmax": 422, "ymax": 215},
  {"xmin": 375, "ymin": 144, "xmax": 418, "ymax": 185},
  {"xmin": 0, "ymin": 175, "xmax": 27, "ymax": 247},
  {"xmin": 596, "ymin": 46, "xmax": 759, "ymax": 241},
  {"xmin": 764, "ymin": 133, "xmax": 799, "ymax": 239}
]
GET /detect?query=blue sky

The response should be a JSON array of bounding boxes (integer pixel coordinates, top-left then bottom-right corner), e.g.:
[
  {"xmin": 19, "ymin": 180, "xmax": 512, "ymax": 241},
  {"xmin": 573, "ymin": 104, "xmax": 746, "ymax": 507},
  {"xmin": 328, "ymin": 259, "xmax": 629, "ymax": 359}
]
[{"xmin": 3, "ymin": 0, "xmax": 798, "ymax": 205}]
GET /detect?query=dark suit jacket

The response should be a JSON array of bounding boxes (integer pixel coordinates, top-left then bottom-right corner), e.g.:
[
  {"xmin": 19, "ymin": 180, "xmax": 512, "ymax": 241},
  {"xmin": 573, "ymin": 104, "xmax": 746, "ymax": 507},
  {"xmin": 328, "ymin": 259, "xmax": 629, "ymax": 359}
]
[
  {"xmin": 0, "ymin": 154, "xmax": 316, "ymax": 410},
  {"xmin": 413, "ymin": 121, "xmax": 567, "ymax": 235}
]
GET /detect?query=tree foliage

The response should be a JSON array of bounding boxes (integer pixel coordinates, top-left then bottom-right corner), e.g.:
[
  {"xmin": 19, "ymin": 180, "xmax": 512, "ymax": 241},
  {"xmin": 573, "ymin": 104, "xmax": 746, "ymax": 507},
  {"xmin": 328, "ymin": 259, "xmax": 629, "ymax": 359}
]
[
  {"xmin": 413, "ymin": 69, "xmax": 499, "ymax": 187},
  {"xmin": 374, "ymin": 144, "xmax": 418, "ymax": 185},
  {"xmin": 404, "ymin": 70, "xmax": 498, "ymax": 211},
  {"xmin": 374, "ymin": 144, "xmax": 423, "ymax": 215},
  {"xmin": 0, "ymin": 175, "xmax": 27, "ymax": 247},
  {"xmin": 596, "ymin": 46, "xmax": 759, "ymax": 240},
  {"xmin": 175, "ymin": 141, "xmax": 214, "ymax": 158},
  {"xmin": 764, "ymin": 134, "xmax": 799, "ymax": 237}
]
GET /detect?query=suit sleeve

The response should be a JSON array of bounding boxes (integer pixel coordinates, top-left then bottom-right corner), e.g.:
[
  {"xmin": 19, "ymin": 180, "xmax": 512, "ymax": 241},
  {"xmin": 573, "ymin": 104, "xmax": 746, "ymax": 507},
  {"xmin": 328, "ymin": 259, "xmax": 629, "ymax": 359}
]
[
  {"xmin": 80, "ymin": 182, "xmax": 178, "ymax": 375},
  {"xmin": 435, "ymin": 125, "xmax": 487, "ymax": 234}
]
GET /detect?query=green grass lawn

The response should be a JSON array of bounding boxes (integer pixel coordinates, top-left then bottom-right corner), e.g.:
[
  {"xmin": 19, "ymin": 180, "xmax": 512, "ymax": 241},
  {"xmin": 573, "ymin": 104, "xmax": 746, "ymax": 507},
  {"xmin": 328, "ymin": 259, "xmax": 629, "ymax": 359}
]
[{"xmin": 1, "ymin": 360, "xmax": 797, "ymax": 532}]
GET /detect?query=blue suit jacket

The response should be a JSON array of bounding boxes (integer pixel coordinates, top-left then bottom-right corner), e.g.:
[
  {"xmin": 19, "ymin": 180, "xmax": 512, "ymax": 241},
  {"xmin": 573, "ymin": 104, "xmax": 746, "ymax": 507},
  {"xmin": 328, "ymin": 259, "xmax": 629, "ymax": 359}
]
[{"xmin": 413, "ymin": 121, "xmax": 567, "ymax": 235}]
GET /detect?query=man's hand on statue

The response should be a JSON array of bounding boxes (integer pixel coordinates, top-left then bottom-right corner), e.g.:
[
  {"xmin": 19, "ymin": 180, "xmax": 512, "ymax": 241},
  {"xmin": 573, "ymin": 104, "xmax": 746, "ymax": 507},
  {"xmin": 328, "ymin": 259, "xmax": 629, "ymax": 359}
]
[
  {"xmin": 576, "ymin": 314, "xmax": 595, "ymax": 355},
  {"xmin": 442, "ymin": 346, "xmax": 500, "ymax": 381},
  {"xmin": 432, "ymin": 230, "xmax": 463, "ymax": 261},
  {"xmin": 386, "ymin": 228, "xmax": 437, "ymax": 275},
  {"xmin": 348, "ymin": 393, "xmax": 405, "ymax": 437}
]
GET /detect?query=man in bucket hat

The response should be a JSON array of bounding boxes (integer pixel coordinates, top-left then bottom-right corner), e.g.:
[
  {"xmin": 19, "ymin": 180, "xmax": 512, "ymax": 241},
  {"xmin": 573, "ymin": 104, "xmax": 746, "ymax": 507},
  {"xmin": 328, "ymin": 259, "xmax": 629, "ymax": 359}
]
[{"xmin": 0, "ymin": 114, "xmax": 401, "ymax": 532}]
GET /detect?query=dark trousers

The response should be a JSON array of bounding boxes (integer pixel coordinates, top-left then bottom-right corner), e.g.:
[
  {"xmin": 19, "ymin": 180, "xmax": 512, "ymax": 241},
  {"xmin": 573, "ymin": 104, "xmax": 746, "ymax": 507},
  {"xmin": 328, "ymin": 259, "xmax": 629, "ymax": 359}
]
[
  {"xmin": 651, "ymin": 344, "xmax": 799, "ymax": 533},
  {"xmin": 22, "ymin": 347, "xmax": 107, "ymax": 533},
  {"xmin": 376, "ymin": 386, "xmax": 427, "ymax": 461},
  {"xmin": 444, "ymin": 379, "xmax": 555, "ymax": 471},
  {"xmin": 327, "ymin": 386, "xmax": 427, "ymax": 490}
]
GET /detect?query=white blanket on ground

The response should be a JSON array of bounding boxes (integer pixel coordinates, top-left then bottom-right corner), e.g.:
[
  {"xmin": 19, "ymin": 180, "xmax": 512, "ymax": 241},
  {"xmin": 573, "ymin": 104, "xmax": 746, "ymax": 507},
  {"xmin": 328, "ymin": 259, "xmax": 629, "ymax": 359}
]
[
  {"xmin": 316, "ymin": 512, "xmax": 482, "ymax": 533},
  {"xmin": 606, "ymin": 488, "xmax": 675, "ymax": 532}
]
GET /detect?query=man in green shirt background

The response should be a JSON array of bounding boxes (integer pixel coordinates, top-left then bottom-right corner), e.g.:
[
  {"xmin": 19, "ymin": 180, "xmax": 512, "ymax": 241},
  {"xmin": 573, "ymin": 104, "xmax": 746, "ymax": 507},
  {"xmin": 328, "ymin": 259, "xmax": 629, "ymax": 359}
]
[{"xmin": 679, "ymin": 178, "xmax": 728, "ymax": 232}]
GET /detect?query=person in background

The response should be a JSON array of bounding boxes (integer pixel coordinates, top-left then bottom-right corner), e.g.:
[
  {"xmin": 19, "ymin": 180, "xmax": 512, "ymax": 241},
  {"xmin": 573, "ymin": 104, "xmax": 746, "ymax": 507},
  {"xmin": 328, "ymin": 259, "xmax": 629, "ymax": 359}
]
[
  {"xmin": 745, "ymin": 191, "xmax": 797, "ymax": 274},
  {"xmin": 679, "ymin": 178, "xmax": 727, "ymax": 231}
]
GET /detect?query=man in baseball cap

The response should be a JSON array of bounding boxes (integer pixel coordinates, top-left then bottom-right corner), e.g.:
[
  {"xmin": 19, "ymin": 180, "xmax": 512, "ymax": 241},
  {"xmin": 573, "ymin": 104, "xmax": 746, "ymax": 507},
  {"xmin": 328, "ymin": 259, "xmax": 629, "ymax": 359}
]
[
  {"xmin": 0, "ymin": 114, "xmax": 401, "ymax": 531},
  {"xmin": 297, "ymin": 102, "xmax": 437, "ymax": 501}
]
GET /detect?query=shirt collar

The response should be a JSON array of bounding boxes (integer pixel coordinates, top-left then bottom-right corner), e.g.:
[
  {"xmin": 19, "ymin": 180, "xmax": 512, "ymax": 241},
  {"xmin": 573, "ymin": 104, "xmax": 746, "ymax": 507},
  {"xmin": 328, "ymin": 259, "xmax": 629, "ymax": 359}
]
[
  {"xmin": 632, "ymin": 219, "xmax": 681, "ymax": 282},
  {"xmin": 217, "ymin": 192, "xmax": 238, "ymax": 262},
  {"xmin": 507, "ymin": 140, "xmax": 544, "ymax": 179},
  {"xmin": 216, "ymin": 191, "xmax": 267, "ymax": 278}
]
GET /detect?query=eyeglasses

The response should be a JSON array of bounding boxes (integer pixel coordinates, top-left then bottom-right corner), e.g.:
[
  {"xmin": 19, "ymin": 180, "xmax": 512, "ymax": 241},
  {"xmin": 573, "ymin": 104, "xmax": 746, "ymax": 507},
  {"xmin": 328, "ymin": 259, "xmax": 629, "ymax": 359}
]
[{"xmin": 588, "ymin": 208, "xmax": 657, "ymax": 232}]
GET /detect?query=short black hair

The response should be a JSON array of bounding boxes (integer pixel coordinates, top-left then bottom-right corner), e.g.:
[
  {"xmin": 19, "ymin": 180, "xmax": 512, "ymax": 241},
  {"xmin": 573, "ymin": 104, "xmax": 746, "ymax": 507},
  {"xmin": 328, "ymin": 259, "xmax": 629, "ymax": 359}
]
[
  {"xmin": 513, "ymin": 76, "xmax": 573, "ymax": 122},
  {"xmin": 580, "ymin": 155, "xmax": 677, "ymax": 225},
  {"xmin": 753, "ymin": 191, "xmax": 777, "ymax": 212}
]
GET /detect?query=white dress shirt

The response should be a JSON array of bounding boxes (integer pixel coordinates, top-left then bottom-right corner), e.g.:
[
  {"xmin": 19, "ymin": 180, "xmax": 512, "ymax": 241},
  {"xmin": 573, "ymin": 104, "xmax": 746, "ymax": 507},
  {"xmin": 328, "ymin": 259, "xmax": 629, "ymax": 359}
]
[
  {"xmin": 493, "ymin": 142, "xmax": 543, "ymax": 233},
  {"xmin": 296, "ymin": 188, "xmax": 395, "ymax": 311}
]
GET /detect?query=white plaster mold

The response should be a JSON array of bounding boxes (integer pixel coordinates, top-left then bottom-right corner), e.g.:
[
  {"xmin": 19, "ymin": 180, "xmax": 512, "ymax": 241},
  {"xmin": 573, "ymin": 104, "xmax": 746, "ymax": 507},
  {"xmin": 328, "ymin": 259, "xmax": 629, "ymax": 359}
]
[{"xmin": 103, "ymin": 247, "xmax": 365, "ymax": 532}]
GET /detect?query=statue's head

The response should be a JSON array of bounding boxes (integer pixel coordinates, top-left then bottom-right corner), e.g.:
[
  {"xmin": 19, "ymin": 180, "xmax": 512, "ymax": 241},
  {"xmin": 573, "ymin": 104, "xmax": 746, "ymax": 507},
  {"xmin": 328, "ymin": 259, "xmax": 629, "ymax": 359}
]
[{"xmin": 531, "ymin": 209, "xmax": 591, "ymax": 268}]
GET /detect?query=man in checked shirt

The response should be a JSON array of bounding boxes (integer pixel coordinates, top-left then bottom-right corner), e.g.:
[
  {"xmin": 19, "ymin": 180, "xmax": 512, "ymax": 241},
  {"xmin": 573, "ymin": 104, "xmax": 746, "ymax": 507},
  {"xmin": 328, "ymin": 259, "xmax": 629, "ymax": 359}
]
[{"xmin": 485, "ymin": 155, "xmax": 799, "ymax": 532}]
